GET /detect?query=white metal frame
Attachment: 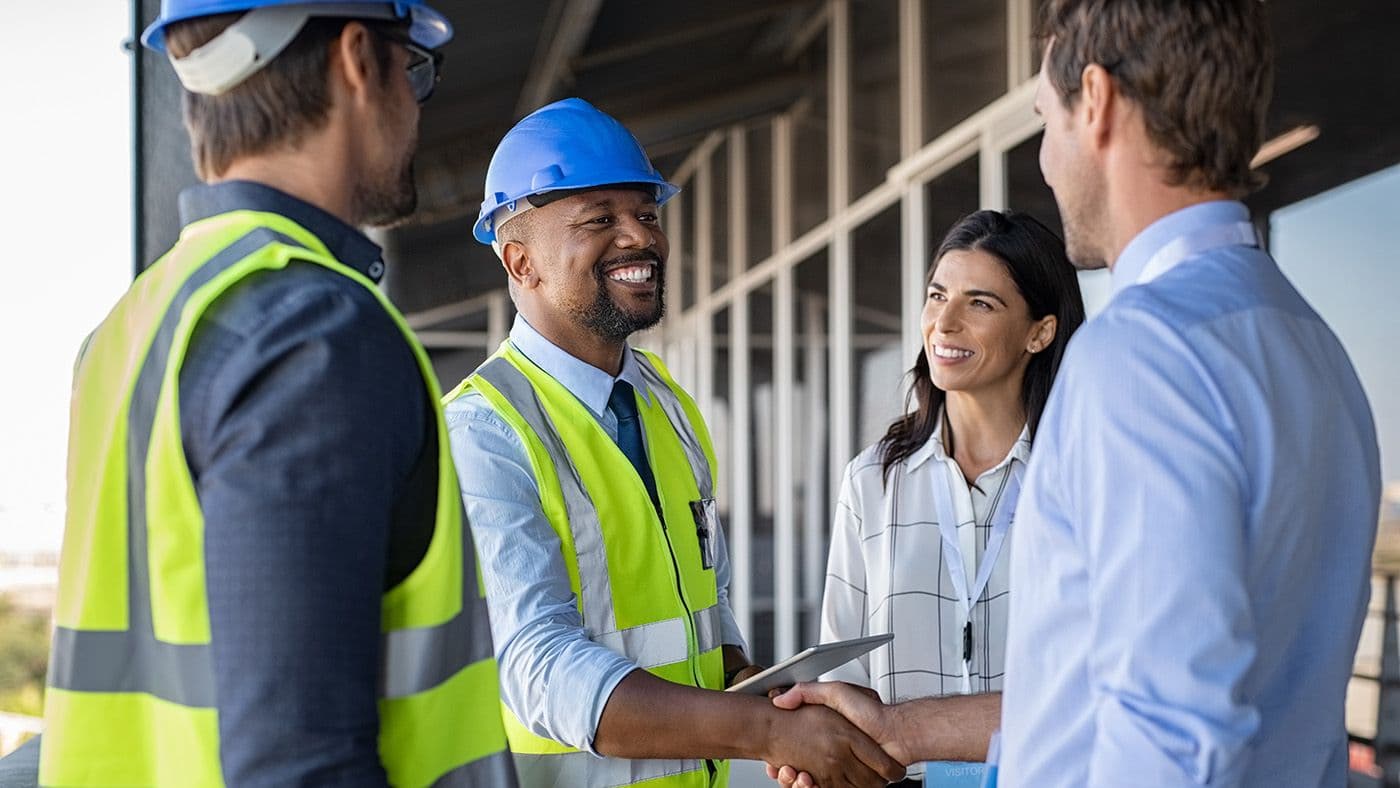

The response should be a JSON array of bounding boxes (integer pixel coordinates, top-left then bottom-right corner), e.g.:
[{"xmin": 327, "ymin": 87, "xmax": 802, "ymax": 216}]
[{"xmin": 653, "ymin": 0, "xmax": 1044, "ymax": 664}]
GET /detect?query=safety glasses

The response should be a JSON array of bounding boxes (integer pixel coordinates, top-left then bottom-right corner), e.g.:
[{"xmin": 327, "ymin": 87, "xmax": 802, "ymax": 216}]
[{"xmin": 374, "ymin": 27, "xmax": 443, "ymax": 105}]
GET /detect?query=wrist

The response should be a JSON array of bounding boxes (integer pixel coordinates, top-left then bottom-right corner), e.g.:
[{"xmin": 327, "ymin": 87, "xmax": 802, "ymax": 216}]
[{"xmin": 883, "ymin": 701, "xmax": 917, "ymax": 766}]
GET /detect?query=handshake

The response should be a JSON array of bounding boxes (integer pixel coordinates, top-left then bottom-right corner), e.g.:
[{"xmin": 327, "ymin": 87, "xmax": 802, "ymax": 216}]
[
  {"xmin": 758, "ymin": 681, "xmax": 912, "ymax": 788},
  {"xmin": 753, "ymin": 680, "xmax": 1000, "ymax": 788}
]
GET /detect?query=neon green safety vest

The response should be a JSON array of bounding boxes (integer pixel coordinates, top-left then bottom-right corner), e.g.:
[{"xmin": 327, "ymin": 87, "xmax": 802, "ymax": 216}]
[
  {"xmin": 41, "ymin": 209, "xmax": 514, "ymax": 788},
  {"xmin": 445, "ymin": 342, "xmax": 730, "ymax": 788}
]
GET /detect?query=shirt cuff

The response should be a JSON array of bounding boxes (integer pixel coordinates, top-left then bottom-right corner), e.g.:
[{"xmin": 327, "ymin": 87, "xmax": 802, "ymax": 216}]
[{"xmin": 579, "ymin": 659, "xmax": 641, "ymax": 756}]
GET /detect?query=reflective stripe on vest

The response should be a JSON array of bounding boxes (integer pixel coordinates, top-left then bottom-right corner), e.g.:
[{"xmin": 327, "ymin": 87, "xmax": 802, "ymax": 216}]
[
  {"xmin": 514, "ymin": 751, "xmax": 706, "ymax": 787},
  {"xmin": 467, "ymin": 348, "xmax": 725, "ymax": 787},
  {"xmin": 42, "ymin": 217, "xmax": 513, "ymax": 787},
  {"xmin": 430, "ymin": 750, "xmax": 518, "ymax": 787},
  {"xmin": 474, "ymin": 356, "xmax": 724, "ymax": 664},
  {"xmin": 632, "ymin": 355, "xmax": 714, "ymax": 501}
]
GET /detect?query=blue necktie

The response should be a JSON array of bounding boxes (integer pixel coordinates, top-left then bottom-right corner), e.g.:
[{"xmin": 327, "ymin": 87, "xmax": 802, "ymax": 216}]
[{"xmin": 608, "ymin": 380, "xmax": 660, "ymax": 510}]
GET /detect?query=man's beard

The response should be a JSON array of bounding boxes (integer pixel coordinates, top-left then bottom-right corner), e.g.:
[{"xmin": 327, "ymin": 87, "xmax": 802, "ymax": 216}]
[
  {"xmin": 1056, "ymin": 171, "xmax": 1109, "ymax": 271},
  {"xmin": 356, "ymin": 133, "xmax": 419, "ymax": 229},
  {"xmin": 577, "ymin": 251, "xmax": 666, "ymax": 342}
]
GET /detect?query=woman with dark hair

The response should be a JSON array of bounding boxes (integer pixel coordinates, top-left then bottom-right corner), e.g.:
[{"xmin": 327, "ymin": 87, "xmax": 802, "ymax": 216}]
[{"xmin": 819, "ymin": 209, "xmax": 1085, "ymax": 783}]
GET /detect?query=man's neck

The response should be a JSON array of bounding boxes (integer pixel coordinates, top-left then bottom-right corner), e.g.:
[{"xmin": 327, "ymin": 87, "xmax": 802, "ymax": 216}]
[
  {"xmin": 943, "ymin": 385, "xmax": 1026, "ymax": 483},
  {"xmin": 522, "ymin": 308, "xmax": 628, "ymax": 377},
  {"xmin": 1102, "ymin": 166, "xmax": 1230, "ymax": 270},
  {"xmin": 217, "ymin": 147, "xmax": 358, "ymax": 228}
]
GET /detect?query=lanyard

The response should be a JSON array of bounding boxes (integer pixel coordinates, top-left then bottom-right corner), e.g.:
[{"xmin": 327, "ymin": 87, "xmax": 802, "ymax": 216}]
[
  {"xmin": 932, "ymin": 460, "xmax": 1022, "ymax": 691},
  {"xmin": 1136, "ymin": 220, "xmax": 1258, "ymax": 285}
]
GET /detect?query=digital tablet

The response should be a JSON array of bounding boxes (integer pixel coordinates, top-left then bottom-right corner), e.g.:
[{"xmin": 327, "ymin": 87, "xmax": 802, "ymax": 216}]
[{"xmin": 725, "ymin": 633, "xmax": 894, "ymax": 696}]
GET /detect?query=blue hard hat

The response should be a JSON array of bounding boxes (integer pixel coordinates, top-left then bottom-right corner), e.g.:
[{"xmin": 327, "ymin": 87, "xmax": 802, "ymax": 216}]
[
  {"xmin": 141, "ymin": 0, "xmax": 452, "ymax": 53},
  {"xmin": 474, "ymin": 98, "xmax": 680, "ymax": 245}
]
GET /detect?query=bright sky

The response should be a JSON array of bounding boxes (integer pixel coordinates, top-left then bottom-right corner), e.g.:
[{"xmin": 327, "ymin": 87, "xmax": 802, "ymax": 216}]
[
  {"xmin": 0, "ymin": 6, "xmax": 132, "ymax": 553},
  {"xmin": 1272, "ymin": 163, "xmax": 1400, "ymax": 488}
]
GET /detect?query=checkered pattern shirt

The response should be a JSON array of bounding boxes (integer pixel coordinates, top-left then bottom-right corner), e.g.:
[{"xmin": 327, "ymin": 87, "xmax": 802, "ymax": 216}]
[{"xmin": 820, "ymin": 418, "xmax": 1030, "ymax": 709}]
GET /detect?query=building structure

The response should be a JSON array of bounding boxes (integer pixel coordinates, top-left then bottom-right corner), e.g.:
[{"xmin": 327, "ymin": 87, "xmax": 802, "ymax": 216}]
[{"xmin": 126, "ymin": 0, "xmax": 1400, "ymax": 780}]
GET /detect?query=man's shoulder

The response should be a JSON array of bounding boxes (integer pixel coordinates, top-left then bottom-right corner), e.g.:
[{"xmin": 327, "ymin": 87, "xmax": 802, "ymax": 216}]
[{"xmin": 197, "ymin": 260, "xmax": 391, "ymax": 341}]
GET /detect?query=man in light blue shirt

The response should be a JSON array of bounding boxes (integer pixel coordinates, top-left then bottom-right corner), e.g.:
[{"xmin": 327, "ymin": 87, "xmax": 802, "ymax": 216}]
[
  {"xmin": 765, "ymin": 3, "xmax": 1379, "ymax": 786},
  {"xmin": 1001, "ymin": 1, "xmax": 1382, "ymax": 785}
]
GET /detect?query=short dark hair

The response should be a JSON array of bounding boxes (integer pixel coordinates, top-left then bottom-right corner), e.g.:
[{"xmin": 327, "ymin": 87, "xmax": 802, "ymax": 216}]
[
  {"xmin": 878, "ymin": 210, "xmax": 1086, "ymax": 485},
  {"xmin": 1039, "ymin": 0, "xmax": 1273, "ymax": 197},
  {"xmin": 166, "ymin": 14, "xmax": 396, "ymax": 180}
]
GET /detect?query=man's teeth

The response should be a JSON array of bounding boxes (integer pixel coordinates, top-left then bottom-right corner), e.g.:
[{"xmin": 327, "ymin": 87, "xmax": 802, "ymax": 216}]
[
  {"xmin": 608, "ymin": 265, "xmax": 654, "ymax": 283},
  {"xmin": 934, "ymin": 345, "xmax": 973, "ymax": 359}
]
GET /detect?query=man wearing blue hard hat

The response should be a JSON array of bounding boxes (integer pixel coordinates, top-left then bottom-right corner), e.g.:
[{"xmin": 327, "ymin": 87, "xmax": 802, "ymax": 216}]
[
  {"xmin": 443, "ymin": 98, "xmax": 905, "ymax": 788},
  {"xmin": 37, "ymin": 1, "xmax": 515, "ymax": 786}
]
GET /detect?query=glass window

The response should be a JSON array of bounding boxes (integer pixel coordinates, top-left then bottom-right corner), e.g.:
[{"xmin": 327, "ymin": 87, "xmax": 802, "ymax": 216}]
[
  {"xmin": 852, "ymin": 204, "xmax": 906, "ymax": 450},
  {"xmin": 793, "ymin": 31, "xmax": 830, "ymax": 238},
  {"xmin": 924, "ymin": 154, "xmax": 981, "ymax": 261},
  {"xmin": 710, "ymin": 307, "xmax": 731, "ymax": 523},
  {"xmin": 747, "ymin": 120, "xmax": 775, "ymax": 266},
  {"xmin": 794, "ymin": 248, "xmax": 831, "ymax": 646},
  {"xmin": 678, "ymin": 190, "xmax": 697, "ymax": 312},
  {"xmin": 747, "ymin": 282, "xmax": 777, "ymax": 665},
  {"xmin": 850, "ymin": 0, "xmax": 901, "ymax": 199},
  {"xmin": 923, "ymin": 2, "xmax": 1007, "ymax": 144},
  {"xmin": 710, "ymin": 141, "xmax": 730, "ymax": 293}
]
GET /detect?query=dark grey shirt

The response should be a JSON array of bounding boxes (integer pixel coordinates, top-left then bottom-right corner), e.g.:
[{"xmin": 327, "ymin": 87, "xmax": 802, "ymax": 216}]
[{"xmin": 176, "ymin": 182, "xmax": 434, "ymax": 786}]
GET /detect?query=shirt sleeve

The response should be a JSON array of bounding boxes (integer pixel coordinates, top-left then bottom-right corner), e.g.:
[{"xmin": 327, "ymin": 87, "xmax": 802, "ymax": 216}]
[
  {"xmin": 1061, "ymin": 311, "xmax": 1260, "ymax": 787},
  {"xmin": 819, "ymin": 456, "xmax": 871, "ymax": 687},
  {"xmin": 709, "ymin": 514, "xmax": 749, "ymax": 653},
  {"xmin": 445, "ymin": 395, "xmax": 638, "ymax": 754},
  {"xmin": 181, "ymin": 267, "xmax": 423, "ymax": 787}
]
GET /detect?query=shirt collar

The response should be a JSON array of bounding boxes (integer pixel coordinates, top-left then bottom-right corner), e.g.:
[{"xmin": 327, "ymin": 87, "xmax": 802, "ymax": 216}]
[
  {"xmin": 1110, "ymin": 200, "xmax": 1250, "ymax": 295},
  {"xmin": 905, "ymin": 406, "xmax": 1031, "ymax": 474},
  {"xmin": 177, "ymin": 180, "xmax": 386, "ymax": 283},
  {"xmin": 508, "ymin": 315, "xmax": 653, "ymax": 418}
]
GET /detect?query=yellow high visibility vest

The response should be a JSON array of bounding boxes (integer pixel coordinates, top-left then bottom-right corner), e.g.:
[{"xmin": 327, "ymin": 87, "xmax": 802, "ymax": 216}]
[
  {"xmin": 41, "ymin": 209, "xmax": 514, "ymax": 787},
  {"xmin": 445, "ymin": 342, "xmax": 729, "ymax": 788}
]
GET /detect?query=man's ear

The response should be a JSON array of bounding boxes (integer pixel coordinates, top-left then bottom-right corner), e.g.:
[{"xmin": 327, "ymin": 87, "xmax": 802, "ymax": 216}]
[
  {"xmin": 500, "ymin": 240, "xmax": 538, "ymax": 290},
  {"xmin": 1078, "ymin": 62, "xmax": 1116, "ymax": 149},
  {"xmin": 331, "ymin": 21, "xmax": 380, "ymax": 108}
]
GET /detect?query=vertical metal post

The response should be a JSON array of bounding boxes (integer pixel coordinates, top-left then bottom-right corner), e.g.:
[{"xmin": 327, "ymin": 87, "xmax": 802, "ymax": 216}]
[
  {"xmin": 695, "ymin": 154, "xmax": 716, "ymax": 432},
  {"xmin": 980, "ymin": 130, "xmax": 1007, "ymax": 210},
  {"xmin": 1007, "ymin": 0, "xmax": 1036, "ymax": 89},
  {"xmin": 727, "ymin": 125, "xmax": 754, "ymax": 644},
  {"xmin": 667, "ymin": 192, "xmax": 686, "ymax": 349},
  {"xmin": 898, "ymin": 0, "xmax": 924, "ymax": 159},
  {"xmin": 901, "ymin": 184, "xmax": 928, "ymax": 379},
  {"xmin": 899, "ymin": 0, "xmax": 928, "ymax": 371},
  {"xmin": 803, "ymin": 293, "xmax": 829, "ymax": 641},
  {"xmin": 826, "ymin": 0, "xmax": 854, "ymax": 624},
  {"xmin": 773, "ymin": 114, "xmax": 799, "ymax": 655},
  {"xmin": 1378, "ymin": 575, "xmax": 1400, "ymax": 784},
  {"xmin": 130, "ymin": 0, "xmax": 145, "ymax": 278}
]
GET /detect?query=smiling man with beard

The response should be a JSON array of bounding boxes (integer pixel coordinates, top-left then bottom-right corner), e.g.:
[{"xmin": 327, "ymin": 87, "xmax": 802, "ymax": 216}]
[{"xmin": 443, "ymin": 98, "xmax": 905, "ymax": 788}]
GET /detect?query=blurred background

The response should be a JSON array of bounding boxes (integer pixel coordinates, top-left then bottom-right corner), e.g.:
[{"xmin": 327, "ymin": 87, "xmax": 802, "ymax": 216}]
[{"xmin": 1, "ymin": 0, "xmax": 1397, "ymax": 781}]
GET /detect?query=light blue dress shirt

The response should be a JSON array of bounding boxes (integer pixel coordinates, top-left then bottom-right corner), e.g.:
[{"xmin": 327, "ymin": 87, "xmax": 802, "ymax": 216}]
[
  {"xmin": 1000, "ymin": 201, "xmax": 1381, "ymax": 787},
  {"xmin": 445, "ymin": 316, "xmax": 746, "ymax": 753}
]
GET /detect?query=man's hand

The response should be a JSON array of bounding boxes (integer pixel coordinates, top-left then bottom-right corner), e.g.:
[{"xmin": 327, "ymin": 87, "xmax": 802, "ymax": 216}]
[
  {"xmin": 728, "ymin": 664, "xmax": 765, "ymax": 688},
  {"xmin": 760, "ymin": 701, "xmax": 905, "ymax": 788},
  {"xmin": 764, "ymin": 682, "xmax": 910, "ymax": 787},
  {"xmin": 767, "ymin": 683, "xmax": 1004, "ymax": 786}
]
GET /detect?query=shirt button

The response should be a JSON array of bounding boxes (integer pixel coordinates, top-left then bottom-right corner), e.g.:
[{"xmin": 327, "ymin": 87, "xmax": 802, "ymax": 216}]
[{"xmin": 367, "ymin": 260, "xmax": 385, "ymax": 279}]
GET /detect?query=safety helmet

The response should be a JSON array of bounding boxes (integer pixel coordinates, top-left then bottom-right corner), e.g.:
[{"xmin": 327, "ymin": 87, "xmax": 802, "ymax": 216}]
[
  {"xmin": 141, "ymin": 1, "xmax": 451, "ymax": 95},
  {"xmin": 474, "ymin": 98, "xmax": 680, "ymax": 246}
]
